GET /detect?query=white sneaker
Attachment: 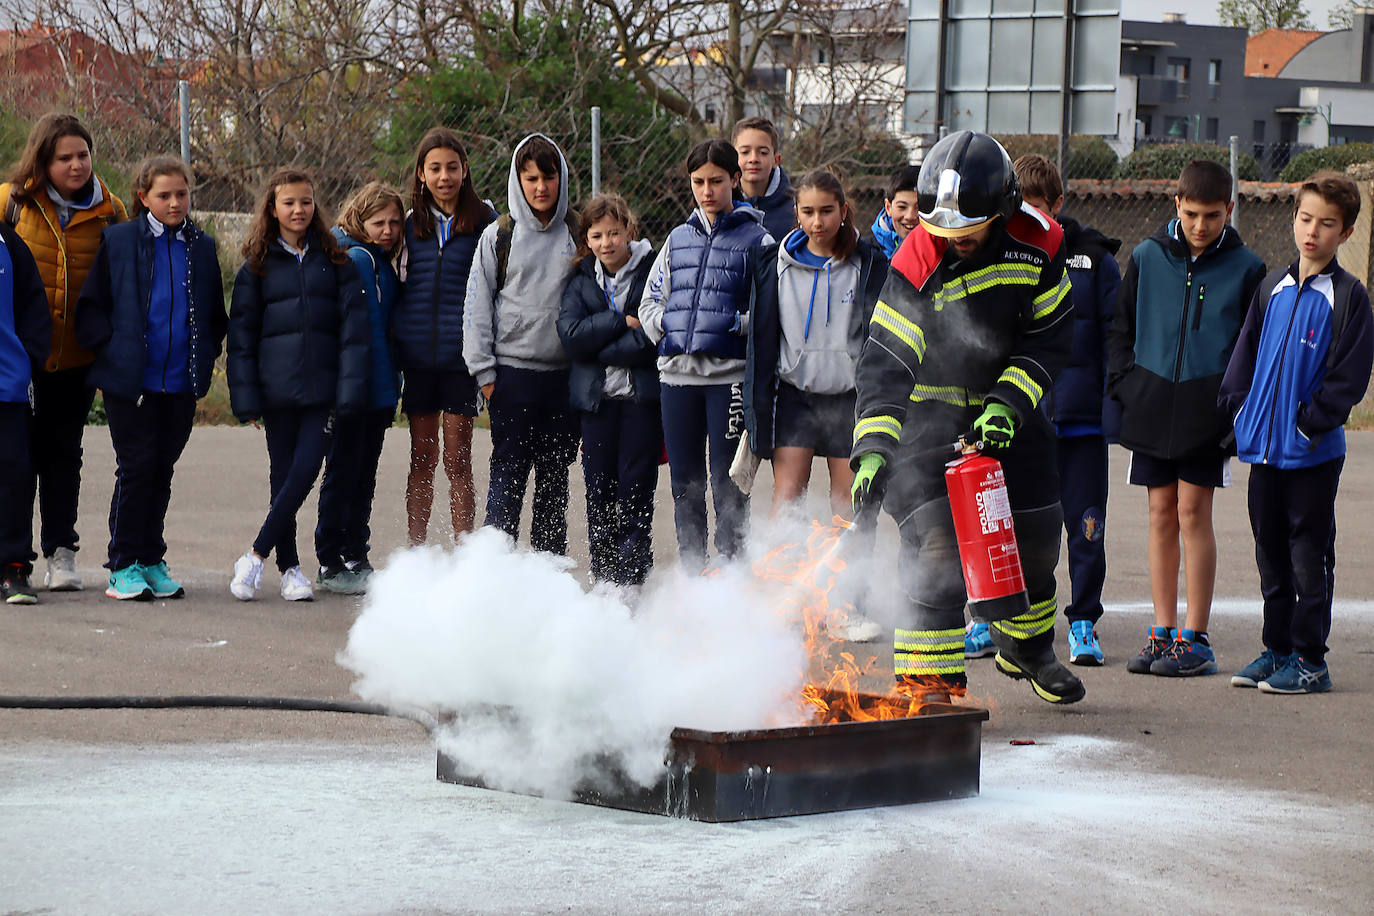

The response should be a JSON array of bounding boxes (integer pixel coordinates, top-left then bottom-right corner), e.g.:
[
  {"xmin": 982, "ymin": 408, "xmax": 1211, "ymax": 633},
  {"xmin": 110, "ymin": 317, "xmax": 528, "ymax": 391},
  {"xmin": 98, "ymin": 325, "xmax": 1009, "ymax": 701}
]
[
  {"xmin": 843, "ymin": 615, "xmax": 884, "ymax": 643},
  {"xmin": 45, "ymin": 547, "xmax": 82, "ymax": 591},
  {"xmin": 230, "ymin": 552, "xmax": 264, "ymax": 600},
  {"xmin": 279, "ymin": 566, "xmax": 314, "ymax": 601}
]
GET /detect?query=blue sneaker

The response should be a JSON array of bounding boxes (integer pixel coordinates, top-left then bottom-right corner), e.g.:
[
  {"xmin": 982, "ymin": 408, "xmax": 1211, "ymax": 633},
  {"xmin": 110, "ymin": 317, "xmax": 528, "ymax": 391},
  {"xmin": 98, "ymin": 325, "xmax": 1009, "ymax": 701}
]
[
  {"xmin": 141, "ymin": 561, "xmax": 185, "ymax": 599},
  {"xmin": 964, "ymin": 621, "xmax": 995, "ymax": 658},
  {"xmin": 1126, "ymin": 626, "xmax": 1175, "ymax": 674},
  {"xmin": 1231, "ymin": 649, "xmax": 1289, "ymax": 688},
  {"xmin": 1067, "ymin": 619, "xmax": 1104, "ymax": 666},
  {"xmin": 1149, "ymin": 628, "xmax": 1218, "ymax": 677},
  {"xmin": 105, "ymin": 564, "xmax": 153, "ymax": 601},
  {"xmin": 1258, "ymin": 656, "xmax": 1332, "ymax": 694}
]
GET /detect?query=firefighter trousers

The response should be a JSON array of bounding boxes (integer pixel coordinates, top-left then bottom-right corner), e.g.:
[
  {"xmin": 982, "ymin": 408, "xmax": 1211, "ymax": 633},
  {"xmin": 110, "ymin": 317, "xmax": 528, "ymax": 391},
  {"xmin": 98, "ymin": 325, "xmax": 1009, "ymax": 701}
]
[{"xmin": 883, "ymin": 408, "xmax": 1062, "ymax": 678}]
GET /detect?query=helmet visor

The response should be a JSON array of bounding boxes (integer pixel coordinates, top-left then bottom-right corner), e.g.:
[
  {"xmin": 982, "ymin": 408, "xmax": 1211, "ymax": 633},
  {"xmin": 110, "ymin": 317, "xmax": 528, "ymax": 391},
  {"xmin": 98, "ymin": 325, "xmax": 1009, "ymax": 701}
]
[{"xmin": 918, "ymin": 209, "xmax": 996, "ymax": 238}]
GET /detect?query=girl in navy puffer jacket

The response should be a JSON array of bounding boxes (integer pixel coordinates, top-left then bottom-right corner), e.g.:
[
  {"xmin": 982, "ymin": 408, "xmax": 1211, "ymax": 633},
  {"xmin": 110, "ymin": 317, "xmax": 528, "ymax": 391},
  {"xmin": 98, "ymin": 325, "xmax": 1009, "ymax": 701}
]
[
  {"xmin": 639, "ymin": 140, "xmax": 772, "ymax": 569},
  {"xmin": 313, "ymin": 182, "xmax": 404, "ymax": 594},
  {"xmin": 226, "ymin": 168, "xmax": 369, "ymax": 602}
]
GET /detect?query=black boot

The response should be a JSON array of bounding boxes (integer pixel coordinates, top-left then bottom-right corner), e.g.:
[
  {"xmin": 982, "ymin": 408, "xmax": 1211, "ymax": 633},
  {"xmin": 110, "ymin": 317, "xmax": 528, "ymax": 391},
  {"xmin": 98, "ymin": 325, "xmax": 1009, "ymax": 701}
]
[{"xmin": 990, "ymin": 628, "xmax": 1086, "ymax": 705}]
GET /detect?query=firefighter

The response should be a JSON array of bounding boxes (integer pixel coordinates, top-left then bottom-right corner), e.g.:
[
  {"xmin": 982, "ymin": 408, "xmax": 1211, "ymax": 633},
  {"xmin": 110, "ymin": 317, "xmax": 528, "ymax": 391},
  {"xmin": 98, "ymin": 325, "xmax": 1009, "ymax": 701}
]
[{"xmin": 849, "ymin": 130, "xmax": 1085, "ymax": 704}]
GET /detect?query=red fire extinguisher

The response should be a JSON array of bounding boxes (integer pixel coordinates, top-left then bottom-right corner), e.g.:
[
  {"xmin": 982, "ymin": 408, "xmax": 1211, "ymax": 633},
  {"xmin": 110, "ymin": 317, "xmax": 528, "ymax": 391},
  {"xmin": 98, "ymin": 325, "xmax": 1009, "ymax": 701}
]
[{"xmin": 945, "ymin": 441, "xmax": 1030, "ymax": 620}]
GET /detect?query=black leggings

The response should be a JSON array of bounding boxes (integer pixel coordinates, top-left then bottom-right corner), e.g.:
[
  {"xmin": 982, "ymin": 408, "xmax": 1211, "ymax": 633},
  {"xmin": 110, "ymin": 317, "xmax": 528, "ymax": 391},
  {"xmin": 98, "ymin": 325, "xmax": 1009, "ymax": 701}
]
[{"xmin": 255, "ymin": 406, "xmax": 333, "ymax": 572}]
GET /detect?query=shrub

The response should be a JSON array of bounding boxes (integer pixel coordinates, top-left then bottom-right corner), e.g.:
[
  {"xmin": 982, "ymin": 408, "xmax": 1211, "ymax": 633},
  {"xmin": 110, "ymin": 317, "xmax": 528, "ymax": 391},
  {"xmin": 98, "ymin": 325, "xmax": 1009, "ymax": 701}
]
[
  {"xmin": 1279, "ymin": 142, "xmax": 1374, "ymax": 183},
  {"xmin": 992, "ymin": 134, "xmax": 1119, "ymax": 180},
  {"xmin": 1115, "ymin": 142, "xmax": 1262, "ymax": 181}
]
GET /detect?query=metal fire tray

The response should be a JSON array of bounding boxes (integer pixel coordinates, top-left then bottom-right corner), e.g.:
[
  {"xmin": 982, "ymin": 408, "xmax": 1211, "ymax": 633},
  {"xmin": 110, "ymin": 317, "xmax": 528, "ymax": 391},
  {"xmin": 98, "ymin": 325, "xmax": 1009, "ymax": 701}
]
[{"xmin": 436, "ymin": 698, "xmax": 990, "ymax": 821}]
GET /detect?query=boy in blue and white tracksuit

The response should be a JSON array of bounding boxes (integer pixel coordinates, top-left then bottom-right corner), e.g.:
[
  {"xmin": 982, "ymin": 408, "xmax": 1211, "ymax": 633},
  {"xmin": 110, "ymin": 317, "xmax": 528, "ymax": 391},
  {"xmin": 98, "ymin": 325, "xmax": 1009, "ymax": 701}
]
[
  {"xmin": 1219, "ymin": 173, "xmax": 1373, "ymax": 694},
  {"xmin": 0, "ymin": 225, "xmax": 50, "ymax": 603}
]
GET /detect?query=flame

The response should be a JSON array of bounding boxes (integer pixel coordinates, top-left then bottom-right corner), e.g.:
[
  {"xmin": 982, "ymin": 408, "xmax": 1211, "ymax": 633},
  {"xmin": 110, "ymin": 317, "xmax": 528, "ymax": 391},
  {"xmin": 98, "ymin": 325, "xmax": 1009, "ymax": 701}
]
[{"xmin": 750, "ymin": 518, "xmax": 970, "ymax": 724}]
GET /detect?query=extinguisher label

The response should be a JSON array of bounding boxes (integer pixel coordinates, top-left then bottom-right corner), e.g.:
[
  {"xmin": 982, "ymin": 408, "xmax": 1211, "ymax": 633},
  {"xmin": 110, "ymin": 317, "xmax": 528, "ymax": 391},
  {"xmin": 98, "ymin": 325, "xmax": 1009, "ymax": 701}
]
[
  {"xmin": 987, "ymin": 543, "xmax": 1021, "ymax": 583},
  {"xmin": 974, "ymin": 484, "xmax": 1012, "ymax": 535}
]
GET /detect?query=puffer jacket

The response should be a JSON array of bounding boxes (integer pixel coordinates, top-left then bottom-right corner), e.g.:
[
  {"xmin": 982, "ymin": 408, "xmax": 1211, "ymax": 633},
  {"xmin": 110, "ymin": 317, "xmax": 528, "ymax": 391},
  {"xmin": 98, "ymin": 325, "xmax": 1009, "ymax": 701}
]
[
  {"xmin": 744, "ymin": 167, "xmax": 796, "ymax": 241},
  {"xmin": 226, "ymin": 233, "xmax": 370, "ymax": 420},
  {"xmin": 75, "ymin": 214, "xmax": 227, "ymax": 400},
  {"xmin": 335, "ymin": 228, "xmax": 401, "ymax": 410},
  {"xmin": 658, "ymin": 205, "xmax": 769, "ymax": 360},
  {"xmin": 0, "ymin": 223, "xmax": 51, "ymax": 402},
  {"xmin": 1050, "ymin": 215, "xmax": 1122, "ymax": 438},
  {"xmin": 557, "ymin": 245, "xmax": 659, "ymax": 412},
  {"xmin": 393, "ymin": 207, "xmax": 494, "ymax": 372},
  {"xmin": 1, "ymin": 177, "xmax": 127, "ymax": 371}
]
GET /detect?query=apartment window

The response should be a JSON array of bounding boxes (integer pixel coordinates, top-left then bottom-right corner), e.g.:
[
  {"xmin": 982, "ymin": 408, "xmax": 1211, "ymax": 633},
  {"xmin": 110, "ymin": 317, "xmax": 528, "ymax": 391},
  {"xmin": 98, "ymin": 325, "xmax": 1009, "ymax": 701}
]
[
  {"xmin": 818, "ymin": 47, "xmax": 827, "ymax": 64},
  {"xmin": 1167, "ymin": 57, "xmax": 1190, "ymax": 98},
  {"xmin": 703, "ymin": 102, "xmax": 718, "ymax": 124},
  {"xmin": 1253, "ymin": 120, "xmax": 1266, "ymax": 142},
  {"xmin": 1206, "ymin": 117, "xmax": 1219, "ymax": 141},
  {"xmin": 1208, "ymin": 60, "xmax": 1221, "ymax": 99},
  {"xmin": 1166, "ymin": 116, "xmax": 1190, "ymax": 139}
]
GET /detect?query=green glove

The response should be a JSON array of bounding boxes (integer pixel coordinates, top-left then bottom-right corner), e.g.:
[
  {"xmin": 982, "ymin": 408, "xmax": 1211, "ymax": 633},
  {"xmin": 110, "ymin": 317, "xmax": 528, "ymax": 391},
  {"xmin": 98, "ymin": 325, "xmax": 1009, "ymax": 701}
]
[
  {"xmin": 974, "ymin": 402, "xmax": 1018, "ymax": 448},
  {"xmin": 851, "ymin": 453, "xmax": 889, "ymax": 518}
]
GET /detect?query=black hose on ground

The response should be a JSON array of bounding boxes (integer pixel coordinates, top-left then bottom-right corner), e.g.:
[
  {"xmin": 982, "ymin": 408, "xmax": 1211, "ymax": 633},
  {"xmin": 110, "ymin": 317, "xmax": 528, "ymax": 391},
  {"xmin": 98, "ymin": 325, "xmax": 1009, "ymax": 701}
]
[{"xmin": 0, "ymin": 695, "xmax": 438, "ymax": 733}]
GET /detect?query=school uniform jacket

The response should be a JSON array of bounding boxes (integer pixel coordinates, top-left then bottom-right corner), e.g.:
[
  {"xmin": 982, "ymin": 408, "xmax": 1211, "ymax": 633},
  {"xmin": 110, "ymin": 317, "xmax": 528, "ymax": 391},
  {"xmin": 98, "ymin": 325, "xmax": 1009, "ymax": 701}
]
[
  {"xmin": 226, "ymin": 234, "xmax": 370, "ymax": 421},
  {"xmin": 335, "ymin": 228, "xmax": 401, "ymax": 411},
  {"xmin": 744, "ymin": 235, "xmax": 888, "ymax": 458},
  {"xmin": 1219, "ymin": 258, "xmax": 1373, "ymax": 469},
  {"xmin": 76, "ymin": 215, "xmax": 227, "ymax": 401},
  {"xmin": 557, "ymin": 247, "xmax": 659, "ymax": 412},
  {"xmin": 0, "ymin": 224, "xmax": 51, "ymax": 403},
  {"xmin": 850, "ymin": 205, "xmax": 1073, "ymax": 467},
  {"xmin": 1106, "ymin": 220, "xmax": 1265, "ymax": 459},
  {"xmin": 1050, "ymin": 215, "xmax": 1122, "ymax": 437},
  {"xmin": 0, "ymin": 177, "xmax": 127, "ymax": 371}
]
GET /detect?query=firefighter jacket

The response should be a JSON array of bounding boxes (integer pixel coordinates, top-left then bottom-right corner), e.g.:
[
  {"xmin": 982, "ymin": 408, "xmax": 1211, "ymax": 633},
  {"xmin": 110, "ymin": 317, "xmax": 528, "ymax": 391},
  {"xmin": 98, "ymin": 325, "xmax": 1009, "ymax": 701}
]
[
  {"xmin": 1, "ymin": 178, "xmax": 127, "ymax": 372},
  {"xmin": 1106, "ymin": 220, "xmax": 1265, "ymax": 459},
  {"xmin": 850, "ymin": 205, "xmax": 1073, "ymax": 468}
]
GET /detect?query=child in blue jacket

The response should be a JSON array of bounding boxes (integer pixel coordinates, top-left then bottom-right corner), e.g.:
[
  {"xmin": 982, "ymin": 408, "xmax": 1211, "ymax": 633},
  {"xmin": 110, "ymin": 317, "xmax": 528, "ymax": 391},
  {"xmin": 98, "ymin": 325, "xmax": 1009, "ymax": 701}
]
[
  {"xmin": 639, "ymin": 140, "xmax": 773, "ymax": 569},
  {"xmin": 315, "ymin": 182, "xmax": 404, "ymax": 594},
  {"xmin": 227, "ymin": 168, "xmax": 369, "ymax": 602},
  {"xmin": 76, "ymin": 156, "xmax": 227, "ymax": 601},
  {"xmin": 0, "ymin": 224, "xmax": 50, "ymax": 604},
  {"xmin": 1219, "ymin": 171, "xmax": 1373, "ymax": 695}
]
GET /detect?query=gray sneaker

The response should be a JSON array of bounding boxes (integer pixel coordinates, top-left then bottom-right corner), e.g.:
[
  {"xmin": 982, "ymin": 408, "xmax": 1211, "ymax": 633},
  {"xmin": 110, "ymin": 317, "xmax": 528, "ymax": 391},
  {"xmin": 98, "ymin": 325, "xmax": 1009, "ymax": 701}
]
[{"xmin": 44, "ymin": 547, "xmax": 82, "ymax": 591}]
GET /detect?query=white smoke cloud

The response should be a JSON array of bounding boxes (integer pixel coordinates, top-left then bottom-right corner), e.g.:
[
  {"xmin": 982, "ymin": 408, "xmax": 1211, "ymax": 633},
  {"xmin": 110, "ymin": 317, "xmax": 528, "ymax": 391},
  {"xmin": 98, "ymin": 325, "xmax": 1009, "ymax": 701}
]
[{"xmin": 338, "ymin": 528, "xmax": 812, "ymax": 800}]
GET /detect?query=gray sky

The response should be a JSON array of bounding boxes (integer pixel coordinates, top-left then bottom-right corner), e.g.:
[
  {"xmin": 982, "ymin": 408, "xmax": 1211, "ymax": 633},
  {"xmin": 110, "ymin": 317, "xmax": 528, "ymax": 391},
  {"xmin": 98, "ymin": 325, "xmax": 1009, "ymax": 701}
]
[{"xmin": 1121, "ymin": 0, "xmax": 1347, "ymax": 29}]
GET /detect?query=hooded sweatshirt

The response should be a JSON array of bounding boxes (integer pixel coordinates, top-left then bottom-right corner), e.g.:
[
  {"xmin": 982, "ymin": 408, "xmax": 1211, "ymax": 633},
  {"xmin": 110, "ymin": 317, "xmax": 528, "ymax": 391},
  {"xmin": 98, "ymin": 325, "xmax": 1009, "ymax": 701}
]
[
  {"xmin": 463, "ymin": 133, "xmax": 577, "ymax": 388},
  {"xmin": 774, "ymin": 228, "xmax": 863, "ymax": 394},
  {"xmin": 870, "ymin": 210, "xmax": 901, "ymax": 259},
  {"xmin": 596, "ymin": 238, "xmax": 655, "ymax": 398}
]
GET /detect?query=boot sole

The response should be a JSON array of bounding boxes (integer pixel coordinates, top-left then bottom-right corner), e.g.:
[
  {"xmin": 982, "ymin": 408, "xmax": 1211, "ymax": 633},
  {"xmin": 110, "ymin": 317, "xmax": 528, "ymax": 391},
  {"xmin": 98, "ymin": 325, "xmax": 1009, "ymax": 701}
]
[
  {"xmin": 105, "ymin": 587, "xmax": 153, "ymax": 601},
  {"xmin": 994, "ymin": 653, "xmax": 1086, "ymax": 705},
  {"xmin": 151, "ymin": 588, "xmax": 185, "ymax": 599}
]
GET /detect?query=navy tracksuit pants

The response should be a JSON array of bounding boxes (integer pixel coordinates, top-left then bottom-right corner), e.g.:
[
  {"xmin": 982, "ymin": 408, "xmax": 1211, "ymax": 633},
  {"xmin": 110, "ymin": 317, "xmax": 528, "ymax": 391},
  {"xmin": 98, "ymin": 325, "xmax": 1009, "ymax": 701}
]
[
  {"xmin": 484, "ymin": 367, "xmax": 580, "ymax": 555},
  {"xmin": 27, "ymin": 366, "xmax": 95, "ymax": 557},
  {"xmin": 1248, "ymin": 457, "xmax": 1344, "ymax": 665},
  {"xmin": 659, "ymin": 382, "xmax": 747, "ymax": 567},
  {"xmin": 579, "ymin": 398, "xmax": 661, "ymax": 586},
  {"xmin": 104, "ymin": 392, "xmax": 196, "ymax": 570},
  {"xmin": 256, "ymin": 406, "xmax": 333, "ymax": 572},
  {"xmin": 315, "ymin": 407, "xmax": 392, "ymax": 571},
  {"xmin": 0, "ymin": 402, "xmax": 34, "ymax": 569},
  {"xmin": 1057, "ymin": 433, "xmax": 1108, "ymax": 625}
]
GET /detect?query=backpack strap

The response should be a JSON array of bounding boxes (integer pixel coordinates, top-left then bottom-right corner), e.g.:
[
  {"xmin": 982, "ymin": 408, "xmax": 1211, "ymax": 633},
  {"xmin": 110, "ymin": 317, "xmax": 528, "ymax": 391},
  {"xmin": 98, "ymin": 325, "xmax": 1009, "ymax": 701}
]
[{"xmin": 493, "ymin": 213, "xmax": 516, "ymax": 292}]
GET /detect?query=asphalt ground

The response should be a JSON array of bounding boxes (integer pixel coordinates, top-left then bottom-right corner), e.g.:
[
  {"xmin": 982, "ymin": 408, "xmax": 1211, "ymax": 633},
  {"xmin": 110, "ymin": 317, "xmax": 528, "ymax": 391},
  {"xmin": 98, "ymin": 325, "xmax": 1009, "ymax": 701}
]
[{"xmin": 3, "ymin": 425, "xmax": 1373, "ymax": 912}]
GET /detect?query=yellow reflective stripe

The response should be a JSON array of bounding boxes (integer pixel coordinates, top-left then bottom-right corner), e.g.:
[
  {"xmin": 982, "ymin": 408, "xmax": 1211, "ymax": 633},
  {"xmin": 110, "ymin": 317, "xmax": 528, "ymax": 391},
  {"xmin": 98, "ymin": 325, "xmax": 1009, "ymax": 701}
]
[
  {"xmin": 909, "ymin": 384, "xmax": 983, "ymax": 408},
  {"xmin": 990, "ymin": 596, "xmax": 1057, "ymax": 639},
  {"xmin": 933, "ymin": 264, "xmax": 1040, "ymax": 308},
  {"xmin": 999, "ymin": 366, "xmax": 1043, "ymax": 405},
  {"xmin": 853, "ymin": 415, "xmax": 902, "ymax": 444},
  {"xmin": 872, "ymin": 301, "xmax": 926, "ymax": 360},
  {"xmin": 1032, "ymin": 275, "xmax": 1072, "ymax": 320},
  {"xmin": 893, "ymin": 627, "xmax": 964, "ymax": 653},
  {"xmin": 894, "ymin": 656, "xmax": 967, "ymax": 676}
]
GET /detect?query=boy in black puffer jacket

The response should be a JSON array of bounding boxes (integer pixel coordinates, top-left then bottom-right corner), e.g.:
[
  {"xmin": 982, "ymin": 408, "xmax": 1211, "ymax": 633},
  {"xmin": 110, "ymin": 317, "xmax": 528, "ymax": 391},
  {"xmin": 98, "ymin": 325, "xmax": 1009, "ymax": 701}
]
[{"xmin": 1011, "ymin": 154, "xmax": 1122, "ymax": 667}]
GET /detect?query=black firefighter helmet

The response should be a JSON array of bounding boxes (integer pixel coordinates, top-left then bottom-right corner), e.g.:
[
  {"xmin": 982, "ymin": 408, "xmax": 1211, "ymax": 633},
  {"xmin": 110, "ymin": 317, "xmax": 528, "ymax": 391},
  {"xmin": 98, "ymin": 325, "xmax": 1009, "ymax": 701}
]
[{"xmin": 917, "ymin": 130, "xmax": 1021, "ymax": 238}]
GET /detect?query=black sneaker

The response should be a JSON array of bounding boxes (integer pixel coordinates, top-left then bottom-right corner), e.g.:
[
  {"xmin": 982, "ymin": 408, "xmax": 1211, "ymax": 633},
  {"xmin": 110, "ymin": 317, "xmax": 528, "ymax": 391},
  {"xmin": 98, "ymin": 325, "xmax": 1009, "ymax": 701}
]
[
  {"xmin": 994, "ymin": 647, "xmax": 1086, "ymax": 704},
  {"xmin": 1126, "ymin": 626, "xmax": 1175, "ymax": 674},
  {"xmin": 2, "ymin": 564, "xmax": 38, "ymax": 605}
]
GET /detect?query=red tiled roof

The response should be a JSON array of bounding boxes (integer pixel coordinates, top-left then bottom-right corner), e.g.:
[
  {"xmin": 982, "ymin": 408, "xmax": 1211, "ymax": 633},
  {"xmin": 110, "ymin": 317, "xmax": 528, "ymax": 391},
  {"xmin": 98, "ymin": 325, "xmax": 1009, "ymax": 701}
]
[
  {"xmin": 1246, "ymin": 29, "xmax": 1324, "ymax": 77},
  {"xmin": 1067, "ymin": 179, "xmax": 1303, "ymax": 201}
]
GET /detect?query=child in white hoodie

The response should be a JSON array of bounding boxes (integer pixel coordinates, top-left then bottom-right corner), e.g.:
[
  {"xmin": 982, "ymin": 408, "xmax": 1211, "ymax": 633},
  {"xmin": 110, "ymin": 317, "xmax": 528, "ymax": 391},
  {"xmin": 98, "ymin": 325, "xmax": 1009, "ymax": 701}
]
[{"xmin": 464, "ymin": 134, "xmax": 580, "ymax": 555}]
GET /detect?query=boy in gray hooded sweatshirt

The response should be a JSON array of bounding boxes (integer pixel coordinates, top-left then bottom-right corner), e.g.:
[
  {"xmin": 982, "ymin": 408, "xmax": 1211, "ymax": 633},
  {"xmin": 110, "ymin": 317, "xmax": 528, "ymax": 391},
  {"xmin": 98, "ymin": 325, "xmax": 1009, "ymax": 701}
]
[{"xmin": 464, "ymin": 134, "xmax": 580, "ymax": 554}]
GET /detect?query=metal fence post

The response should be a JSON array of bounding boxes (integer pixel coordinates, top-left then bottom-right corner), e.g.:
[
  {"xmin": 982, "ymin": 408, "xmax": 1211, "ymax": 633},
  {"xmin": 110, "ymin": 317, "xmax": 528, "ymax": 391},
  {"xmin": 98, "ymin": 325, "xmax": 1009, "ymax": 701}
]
[
  {"xmin": 178, "ymin": 80, "xmax": 191, "ymax": 166},
  {"xmin": 591, "ymin": 106, "xmax": 602, "ymax": 197},
  {"xmin": 1229, "ymin": 135, "xmax": 1239, "ymax": 230}
]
